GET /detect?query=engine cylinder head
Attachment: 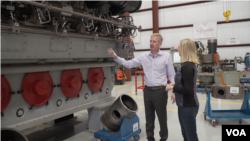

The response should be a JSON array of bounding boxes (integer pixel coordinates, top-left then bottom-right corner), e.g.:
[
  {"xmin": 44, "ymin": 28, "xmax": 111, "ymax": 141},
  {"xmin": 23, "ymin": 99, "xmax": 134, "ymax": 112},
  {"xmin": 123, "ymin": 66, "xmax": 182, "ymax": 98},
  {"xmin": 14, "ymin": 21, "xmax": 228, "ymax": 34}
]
[
  {"xmin": 85, "ymin": 1, "xmax": 142, "ymax": 15},
  {"xmin": 1, "ymin": 128, "xmax": 28, "ymax": 141},
  {"xmin": 101, "ymin": 94, "xmax": 138, "ymax": 132}
]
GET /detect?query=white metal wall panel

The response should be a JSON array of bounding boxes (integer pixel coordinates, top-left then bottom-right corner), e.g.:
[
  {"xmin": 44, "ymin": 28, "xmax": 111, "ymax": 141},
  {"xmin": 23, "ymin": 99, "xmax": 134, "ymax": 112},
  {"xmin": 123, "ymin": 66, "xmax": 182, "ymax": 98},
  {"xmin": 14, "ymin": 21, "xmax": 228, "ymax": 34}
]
[
  {"xmin": 131, "ymin": 11, "xmax": 153, "ymax": 29},
  {"xmin": 140, "ymin": 0, "xmax": 152, "ymax": 9},
  {"xmin": 132, "ymin": 1, "xmax": 250, "ymax": 67},
  {"xmin": 217, "ymin": 21, "xmax": 250, "ymax": 45},
  {"xmin": 159, "ymin": 1, "xmax": 250, "ymax": 27},
  {"xmin": 158, "ymin": 1, "xmax": 199, "ymax": 7},
  {"xmin": 159, "ymin": 21, "xmax": 250, "ymax": 47},
  {"xmin": 134, "ymin": 30, "xmax": 153, "ymax": 49},
  {"xmin": 160, "ymin": 27, "xmax": 193, "ymax": 47}
]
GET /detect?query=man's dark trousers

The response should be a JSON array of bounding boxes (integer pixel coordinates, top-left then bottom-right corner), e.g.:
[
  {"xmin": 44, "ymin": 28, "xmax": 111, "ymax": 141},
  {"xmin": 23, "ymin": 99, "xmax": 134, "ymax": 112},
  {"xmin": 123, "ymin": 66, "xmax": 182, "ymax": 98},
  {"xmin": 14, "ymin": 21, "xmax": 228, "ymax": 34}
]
[{"xmin": 143, "ymin": 87, "xmax": 168, "ymax": 141}]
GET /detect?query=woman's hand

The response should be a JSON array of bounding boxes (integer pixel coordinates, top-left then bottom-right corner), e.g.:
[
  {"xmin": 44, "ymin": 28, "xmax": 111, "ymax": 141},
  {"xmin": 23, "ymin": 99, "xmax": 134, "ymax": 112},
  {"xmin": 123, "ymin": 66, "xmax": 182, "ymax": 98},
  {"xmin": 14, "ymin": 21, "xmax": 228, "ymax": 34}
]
[
  {"xmin": 107, "ymin": 48, "xmax": 118, "ymax": 59},
  {"xmin": 171, "ymin": 93, "xmax": 176, "ymax": 104},
  {"xmin": 165, "ymin": 84, "xmax": 173, "ymax": 91}
]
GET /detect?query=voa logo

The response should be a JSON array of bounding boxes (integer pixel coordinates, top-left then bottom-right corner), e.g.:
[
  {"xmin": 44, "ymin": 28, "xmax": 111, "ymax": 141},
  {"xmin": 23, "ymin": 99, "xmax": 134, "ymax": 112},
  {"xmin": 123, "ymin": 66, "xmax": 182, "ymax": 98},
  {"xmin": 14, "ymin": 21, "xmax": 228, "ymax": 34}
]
[{"xmin": 226, "ymin": 129, "xmax": 246, "ymax": 136}]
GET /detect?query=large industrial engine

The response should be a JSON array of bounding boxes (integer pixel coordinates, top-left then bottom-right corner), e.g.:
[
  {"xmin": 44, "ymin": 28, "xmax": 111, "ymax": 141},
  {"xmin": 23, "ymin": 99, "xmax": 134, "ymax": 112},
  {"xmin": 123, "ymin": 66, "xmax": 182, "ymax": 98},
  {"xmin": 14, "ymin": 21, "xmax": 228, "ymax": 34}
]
[
  {"xmin": 1, "ymin": 1, "xmax": 141, "ymax": 139},
  {"xmin": 197, "ymin": 39, "xmax": 247, "ymax": 99}
]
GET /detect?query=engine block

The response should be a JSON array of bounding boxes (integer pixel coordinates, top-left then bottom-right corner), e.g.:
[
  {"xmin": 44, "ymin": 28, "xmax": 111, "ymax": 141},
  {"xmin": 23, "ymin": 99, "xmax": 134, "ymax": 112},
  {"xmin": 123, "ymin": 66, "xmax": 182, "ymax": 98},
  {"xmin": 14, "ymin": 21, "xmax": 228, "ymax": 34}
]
[{"xmin": 1, "ymin": 1, "xmax": 142, "ymax": 136}]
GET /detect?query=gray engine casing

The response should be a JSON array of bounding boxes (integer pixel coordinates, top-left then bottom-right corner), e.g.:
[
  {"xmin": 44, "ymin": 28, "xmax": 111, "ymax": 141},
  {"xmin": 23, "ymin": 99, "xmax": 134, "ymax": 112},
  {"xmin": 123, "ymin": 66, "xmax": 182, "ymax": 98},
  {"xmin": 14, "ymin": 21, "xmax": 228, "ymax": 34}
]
[{"xmin": 1, "ymin": 32, "xmax": 120, "ymax": 130}]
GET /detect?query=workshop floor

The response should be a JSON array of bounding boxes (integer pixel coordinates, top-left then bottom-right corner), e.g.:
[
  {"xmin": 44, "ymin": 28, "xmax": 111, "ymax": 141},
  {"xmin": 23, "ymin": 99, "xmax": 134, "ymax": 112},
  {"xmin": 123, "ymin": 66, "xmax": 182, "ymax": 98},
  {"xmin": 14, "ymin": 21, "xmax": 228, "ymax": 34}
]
[{"xmin": 21, "ymin": 75, "xmax": 250, "ymax": 141}]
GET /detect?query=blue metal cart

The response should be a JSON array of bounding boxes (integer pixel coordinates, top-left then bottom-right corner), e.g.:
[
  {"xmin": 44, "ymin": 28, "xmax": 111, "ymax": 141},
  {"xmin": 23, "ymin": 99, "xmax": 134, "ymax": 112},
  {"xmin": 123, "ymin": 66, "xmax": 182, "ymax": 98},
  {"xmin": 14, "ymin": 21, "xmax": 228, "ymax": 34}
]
[
  {"xmin": 197, "ymin": 86, "xmax": 211, "ymax": 93},
  {"xmin": 204, "ymin": 89, "xmax": 250, "ymax": 127},
  {"xmin": 94, "ymin": 114, "xmax": 141, "ymax": 141},
  {"xmin": 197, "ymin": 87, "xmax": 206, "ymax": 92}
]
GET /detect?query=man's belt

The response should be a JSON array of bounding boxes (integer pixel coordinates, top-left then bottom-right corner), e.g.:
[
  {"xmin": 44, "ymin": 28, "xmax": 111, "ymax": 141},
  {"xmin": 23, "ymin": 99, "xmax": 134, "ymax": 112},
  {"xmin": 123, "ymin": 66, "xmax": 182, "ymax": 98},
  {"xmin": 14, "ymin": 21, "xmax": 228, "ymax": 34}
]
[{"xmin": 145, "ymin": 85, "xmax": 166, "ymax": 90}]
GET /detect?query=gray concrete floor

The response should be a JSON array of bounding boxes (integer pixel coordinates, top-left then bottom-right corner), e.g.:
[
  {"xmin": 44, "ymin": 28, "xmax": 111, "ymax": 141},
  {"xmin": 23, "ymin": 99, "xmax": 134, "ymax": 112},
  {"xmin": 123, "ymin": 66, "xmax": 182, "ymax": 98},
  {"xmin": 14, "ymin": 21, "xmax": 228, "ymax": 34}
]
[
  {"xmin": 111, "ymin": 76, "xmax": 250, "ymax": 141},
  {"xmin": 21, "ymin": 75, "xmax": 250, "ymax": 141}
]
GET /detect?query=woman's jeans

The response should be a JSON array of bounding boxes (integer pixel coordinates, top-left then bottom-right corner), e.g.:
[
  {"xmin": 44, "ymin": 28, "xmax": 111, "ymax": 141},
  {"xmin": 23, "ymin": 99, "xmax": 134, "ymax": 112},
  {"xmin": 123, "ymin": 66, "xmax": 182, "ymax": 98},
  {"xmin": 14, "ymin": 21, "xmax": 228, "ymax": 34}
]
[{"xmin": 178, "ymin": 105, "xmax": 199, "ymax": 141}]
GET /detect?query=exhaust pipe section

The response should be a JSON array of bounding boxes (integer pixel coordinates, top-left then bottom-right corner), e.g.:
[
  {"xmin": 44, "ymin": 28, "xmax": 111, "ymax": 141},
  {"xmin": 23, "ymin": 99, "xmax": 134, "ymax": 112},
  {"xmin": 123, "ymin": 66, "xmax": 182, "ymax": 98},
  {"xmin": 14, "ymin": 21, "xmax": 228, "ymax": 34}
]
[
  {"xmin": 85, "ymin": 0, "xmax": 142, "ymax": 15},
  {"xmin": 101, "ymin": 94, "xmax": 138, "ymax": 132},
  {"xmin": 44, "ymin": 1, "xmax": 88, "ymax": 17},
  {"xmin": 1, "ymin": 128, "xmax": 28, "ymax": 141}
]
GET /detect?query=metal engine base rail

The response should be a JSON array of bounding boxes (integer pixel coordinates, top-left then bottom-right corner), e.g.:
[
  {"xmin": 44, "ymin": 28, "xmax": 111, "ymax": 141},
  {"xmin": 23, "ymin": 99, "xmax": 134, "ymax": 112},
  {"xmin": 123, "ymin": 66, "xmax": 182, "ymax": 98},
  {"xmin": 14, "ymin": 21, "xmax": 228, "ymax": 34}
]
[{"xmin": 203, "ymin": 89, "xmax": 250, "ymax": 127}]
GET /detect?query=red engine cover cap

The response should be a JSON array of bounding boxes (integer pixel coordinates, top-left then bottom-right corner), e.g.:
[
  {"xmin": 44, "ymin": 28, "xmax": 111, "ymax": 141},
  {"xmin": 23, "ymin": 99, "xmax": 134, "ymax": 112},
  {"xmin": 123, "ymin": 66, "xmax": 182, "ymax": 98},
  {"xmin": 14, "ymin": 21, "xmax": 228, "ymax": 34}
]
[
  {"xmin": 68, "ymin": 76, "xmax": 81, "ymax": 89},
  {"xmin": 60, "ymin": 69, "xmax": 83, "ymax": 98},
  {"xmin": 88, "ymin": 68, "xmax": 105, "ymax": 92},
  {"xmin": 21, "ymin": 72, "xmax": 53, "ymax": 106},
  {"xmin": 1, "ymin": 76, "xmax": 12, "ymax": 112},
  {"xmin": 34, "ymin": 80, "xmax": 50, "ymax": 96},
  {"xmin": 0, "ymin": 89, "xmax": 4, "ymax": 101}
]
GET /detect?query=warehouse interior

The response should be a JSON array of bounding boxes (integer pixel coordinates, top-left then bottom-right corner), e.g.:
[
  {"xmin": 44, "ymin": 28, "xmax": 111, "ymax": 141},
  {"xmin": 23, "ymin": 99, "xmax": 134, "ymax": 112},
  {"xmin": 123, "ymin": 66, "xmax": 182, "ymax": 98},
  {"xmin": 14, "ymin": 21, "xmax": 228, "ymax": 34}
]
[{"xmin": 1, "ymin": 0, "xmax": 250, "ymax": 141}]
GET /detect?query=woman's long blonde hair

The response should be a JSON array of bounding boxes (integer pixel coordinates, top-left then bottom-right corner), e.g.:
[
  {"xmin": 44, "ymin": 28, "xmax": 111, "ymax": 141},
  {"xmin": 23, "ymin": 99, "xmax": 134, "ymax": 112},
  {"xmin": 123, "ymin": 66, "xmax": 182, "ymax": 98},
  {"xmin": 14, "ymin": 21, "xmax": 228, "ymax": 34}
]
[{"xmin": 179, "ymin": 39, "xmax": 199, "ymax": 64}]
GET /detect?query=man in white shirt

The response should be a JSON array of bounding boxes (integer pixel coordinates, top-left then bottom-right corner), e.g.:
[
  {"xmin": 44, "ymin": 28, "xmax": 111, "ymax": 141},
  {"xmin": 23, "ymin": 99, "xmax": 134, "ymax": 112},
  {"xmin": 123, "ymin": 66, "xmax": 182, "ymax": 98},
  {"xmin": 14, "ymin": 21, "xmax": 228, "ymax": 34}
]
[{"xmin": 107, "ymin": 33, "xmax": 175, "ymax": 141}]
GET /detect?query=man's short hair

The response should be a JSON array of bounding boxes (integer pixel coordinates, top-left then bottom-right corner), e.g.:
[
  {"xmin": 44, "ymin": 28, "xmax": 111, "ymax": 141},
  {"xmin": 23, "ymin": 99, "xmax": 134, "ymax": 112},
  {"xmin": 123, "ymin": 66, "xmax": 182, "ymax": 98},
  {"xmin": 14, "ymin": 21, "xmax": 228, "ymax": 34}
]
[{"xmin": 151, "ymin": 33, "xmax": 163, "ymax": 43}]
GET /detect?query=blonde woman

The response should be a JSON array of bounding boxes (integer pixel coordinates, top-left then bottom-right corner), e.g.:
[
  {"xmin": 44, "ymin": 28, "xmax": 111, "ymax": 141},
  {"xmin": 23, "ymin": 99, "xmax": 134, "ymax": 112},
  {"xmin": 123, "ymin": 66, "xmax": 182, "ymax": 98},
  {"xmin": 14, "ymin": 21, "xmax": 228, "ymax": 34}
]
[{"xmin": 165, "ymin": 39, "xmax": 199, "ymax": 141}]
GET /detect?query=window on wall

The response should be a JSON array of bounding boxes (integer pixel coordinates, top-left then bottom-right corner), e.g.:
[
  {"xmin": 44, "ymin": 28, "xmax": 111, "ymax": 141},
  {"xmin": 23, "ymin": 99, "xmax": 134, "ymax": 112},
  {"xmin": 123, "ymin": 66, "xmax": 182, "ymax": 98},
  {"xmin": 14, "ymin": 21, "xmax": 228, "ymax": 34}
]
[{"xmin": 173, "ymin": 52, "xmax": 181, "ymax": 63}]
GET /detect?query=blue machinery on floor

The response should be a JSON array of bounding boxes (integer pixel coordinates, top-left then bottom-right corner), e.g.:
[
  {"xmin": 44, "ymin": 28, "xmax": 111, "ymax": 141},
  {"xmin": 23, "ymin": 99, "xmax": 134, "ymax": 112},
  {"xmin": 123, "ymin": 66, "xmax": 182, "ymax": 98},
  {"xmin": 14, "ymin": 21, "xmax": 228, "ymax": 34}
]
[
  {"xmin": 197, "ymin": 88, "xmax": 206, "ymax": 92},
  {"xmin": 94, "ymin": 114, "xmax": 141, "ymax": 141},
  {"xmin": 204, "ymin": 89, "xmax": 250, "ymax": 127},
  {"xmin": 197, "ymin": 86, "xmax": 210, "ymax": 92}
]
